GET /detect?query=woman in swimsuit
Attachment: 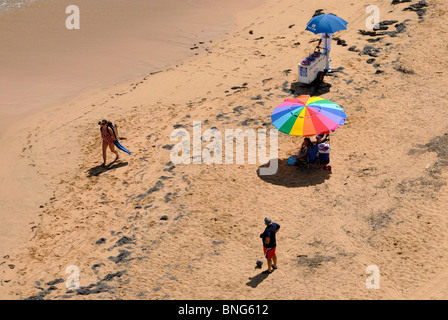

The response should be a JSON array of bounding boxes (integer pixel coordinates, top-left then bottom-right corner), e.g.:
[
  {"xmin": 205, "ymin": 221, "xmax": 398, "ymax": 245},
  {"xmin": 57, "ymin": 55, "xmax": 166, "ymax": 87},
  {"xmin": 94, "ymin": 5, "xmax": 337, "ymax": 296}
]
[
  {"xmin": 100, "ymin": 119, "xmax": 119, "ymax": 166},
  {"xmin": 294, "ymin": 137, "xmax": 313, "ymax": 162}
]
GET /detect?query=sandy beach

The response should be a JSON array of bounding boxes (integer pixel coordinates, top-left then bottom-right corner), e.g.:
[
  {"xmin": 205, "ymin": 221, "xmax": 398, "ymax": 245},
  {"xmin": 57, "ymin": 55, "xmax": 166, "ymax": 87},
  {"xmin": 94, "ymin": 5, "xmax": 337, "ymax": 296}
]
[
  {"xmin": 0, "ymin": 0, "xmax": 258, "ymax": 136},
  {"xmin": 1, "ymin": 0, "xmax": 448, "ymax": 300}
]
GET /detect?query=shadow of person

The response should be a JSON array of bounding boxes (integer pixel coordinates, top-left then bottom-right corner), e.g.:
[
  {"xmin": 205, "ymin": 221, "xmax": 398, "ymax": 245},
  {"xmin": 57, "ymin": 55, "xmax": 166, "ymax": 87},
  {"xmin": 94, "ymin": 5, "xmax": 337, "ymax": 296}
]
[
  {"xmin": 246, "ymin": 271, "xmax": 271, "ymax": 288},
  {"xmin": 87, "ymin": 161, "xmax": 129, "ymax": 177},
  {"xmin": 257, "ymin": 158, "xmax": 330, "ymax": 188}
]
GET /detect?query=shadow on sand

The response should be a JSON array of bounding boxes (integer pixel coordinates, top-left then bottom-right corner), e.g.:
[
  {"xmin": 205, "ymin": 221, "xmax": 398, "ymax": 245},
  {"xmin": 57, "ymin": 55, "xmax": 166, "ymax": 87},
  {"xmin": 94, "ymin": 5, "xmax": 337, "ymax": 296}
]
[
  {"xmin": 289, "ymin": 67, "xmax": 350, "ymax": 97},
  {"xmin": 87, "ymin": 161, "xmax": 129, "ymax": 177},
  {"xmin": 246, "ymin": 270, "xmax": 271, "ymax": 288},
  {"xmin": 290, "ymin": 79, "xmax": 332, "ymax": 97},
  {"xmin": 257, "ymin": 158, "xmax": 330, "ymax": 188}
]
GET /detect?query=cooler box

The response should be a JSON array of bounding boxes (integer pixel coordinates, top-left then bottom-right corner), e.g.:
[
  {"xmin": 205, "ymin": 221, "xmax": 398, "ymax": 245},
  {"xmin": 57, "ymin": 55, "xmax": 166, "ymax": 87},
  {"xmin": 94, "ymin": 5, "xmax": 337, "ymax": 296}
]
[
  {"xmin": 317, "ymin": 143, "xmax": 330, "ymax": 164},
  {"xmin": 298, "ymin": 51, "xmax": 327, "ymax": 84}
]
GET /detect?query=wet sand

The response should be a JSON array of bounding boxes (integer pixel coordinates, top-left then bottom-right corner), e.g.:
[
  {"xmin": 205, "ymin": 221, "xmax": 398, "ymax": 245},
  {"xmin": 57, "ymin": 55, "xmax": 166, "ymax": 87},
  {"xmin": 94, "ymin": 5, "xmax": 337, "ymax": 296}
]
[{"xmin": 0, "ymin": 0, "xmax": 259, "ymax": 137}]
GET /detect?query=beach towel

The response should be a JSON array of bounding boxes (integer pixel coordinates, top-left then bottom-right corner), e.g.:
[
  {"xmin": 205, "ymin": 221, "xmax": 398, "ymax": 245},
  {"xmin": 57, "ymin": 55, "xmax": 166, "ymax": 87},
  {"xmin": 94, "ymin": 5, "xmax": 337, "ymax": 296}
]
[{"xmin": 317, "ymin": 143, "xmax": 331, "ymax": 153}]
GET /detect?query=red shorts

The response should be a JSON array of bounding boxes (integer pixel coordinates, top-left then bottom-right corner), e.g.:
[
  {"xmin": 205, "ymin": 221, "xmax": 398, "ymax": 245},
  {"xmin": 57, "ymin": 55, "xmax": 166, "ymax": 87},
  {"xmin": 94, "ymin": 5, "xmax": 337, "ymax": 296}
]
[{"xmin": 263, "ymin": 246, "xmax": 276, "ymax": 260}]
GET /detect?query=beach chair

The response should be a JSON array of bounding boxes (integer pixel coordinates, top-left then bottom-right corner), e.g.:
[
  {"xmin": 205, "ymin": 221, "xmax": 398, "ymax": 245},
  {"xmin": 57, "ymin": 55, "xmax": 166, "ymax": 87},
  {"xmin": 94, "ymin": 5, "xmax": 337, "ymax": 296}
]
[{"xmin": 297, "ymin": 144, "xmax": 320, "ymax": 173}]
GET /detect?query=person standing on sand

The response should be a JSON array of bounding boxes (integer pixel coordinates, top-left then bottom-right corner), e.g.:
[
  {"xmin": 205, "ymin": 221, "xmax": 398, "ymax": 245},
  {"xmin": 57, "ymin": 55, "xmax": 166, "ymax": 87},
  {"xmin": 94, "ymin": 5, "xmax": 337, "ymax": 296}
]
[
  {"xmin": 260, "ymin": 217, "xmax": 280, "ymax": 274},
  {"xmin": 317, "ymin": 32, "xmax": 333, "ymax": 72},
  {"xmin": 99, "ymin": 119, "xmax": 119, "ymax": 166}
]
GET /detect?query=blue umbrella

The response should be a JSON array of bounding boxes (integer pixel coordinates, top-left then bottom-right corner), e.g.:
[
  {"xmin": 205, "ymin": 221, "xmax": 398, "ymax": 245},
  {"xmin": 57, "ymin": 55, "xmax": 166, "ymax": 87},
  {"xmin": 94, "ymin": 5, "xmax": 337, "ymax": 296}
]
[{"xmin": 305, "ymin": 14, "xmax": 348, "ymax": 34}]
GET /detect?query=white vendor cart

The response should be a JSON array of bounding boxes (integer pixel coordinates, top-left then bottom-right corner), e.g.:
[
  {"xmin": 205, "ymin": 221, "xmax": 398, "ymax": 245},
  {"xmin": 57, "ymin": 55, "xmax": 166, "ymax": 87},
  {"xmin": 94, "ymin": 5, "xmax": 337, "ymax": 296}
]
[{"xmin": 298, "ymin": 50, "xmax": 327, "ymax": 84}]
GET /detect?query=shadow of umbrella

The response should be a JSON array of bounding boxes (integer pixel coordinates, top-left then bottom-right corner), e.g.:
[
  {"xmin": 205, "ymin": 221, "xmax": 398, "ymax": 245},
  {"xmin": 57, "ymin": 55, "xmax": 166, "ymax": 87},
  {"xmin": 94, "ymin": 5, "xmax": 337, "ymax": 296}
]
[
  {"xmin": 87, "ymin": 161, "xmax": 129, "ymax": 177},
  {"xmin": 257, "ymin": 158, "xmax": 330, "ymax": 188},
  {"xmin": 246, "ymin": 271, "xmax": 270, "ymax": 288}
]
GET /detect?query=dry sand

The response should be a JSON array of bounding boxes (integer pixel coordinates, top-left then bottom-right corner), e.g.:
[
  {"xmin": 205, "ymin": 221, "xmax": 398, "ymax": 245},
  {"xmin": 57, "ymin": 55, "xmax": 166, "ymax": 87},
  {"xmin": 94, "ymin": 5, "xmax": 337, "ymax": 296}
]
[{"xmin": 1, "ymin": 0, "xmax": 448, "ymax": 300}]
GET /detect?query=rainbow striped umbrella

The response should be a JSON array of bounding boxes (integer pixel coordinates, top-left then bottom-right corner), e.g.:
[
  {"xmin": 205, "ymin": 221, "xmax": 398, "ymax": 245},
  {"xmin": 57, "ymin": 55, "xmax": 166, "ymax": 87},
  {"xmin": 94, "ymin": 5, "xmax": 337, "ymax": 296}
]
[{"xmin": 271, "ymin": 95, "xmax": 347, "ymax": 137}]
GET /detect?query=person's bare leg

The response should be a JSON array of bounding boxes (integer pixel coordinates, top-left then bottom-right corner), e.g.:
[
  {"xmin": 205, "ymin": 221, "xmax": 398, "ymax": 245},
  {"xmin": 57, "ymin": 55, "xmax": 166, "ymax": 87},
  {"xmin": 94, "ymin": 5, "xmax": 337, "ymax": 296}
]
[
  {"xmin": 102, "ymin": 141, "xmax": 108, "ymax": 166},
  {"xmin": 109, "ymin": 143, "xmax": 119, "ymax": 162},
  {"xmin": 272, "ymin": 255, "xmax": 277, "ymax": 269},
  {"xmin": 267, "ymin": 258, "xmax": 272, "ymax": 272}
]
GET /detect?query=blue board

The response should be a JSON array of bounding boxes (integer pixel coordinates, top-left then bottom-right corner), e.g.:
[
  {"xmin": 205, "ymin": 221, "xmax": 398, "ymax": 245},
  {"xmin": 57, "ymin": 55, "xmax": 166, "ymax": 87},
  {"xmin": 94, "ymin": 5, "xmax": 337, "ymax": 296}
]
[
  {"xmin": 110, "ymin": 123, "xmax": 131, "ymax": 155},
  {"xmin": 114, "ymin": 140, "xmax": 131, "ymax": 155}
]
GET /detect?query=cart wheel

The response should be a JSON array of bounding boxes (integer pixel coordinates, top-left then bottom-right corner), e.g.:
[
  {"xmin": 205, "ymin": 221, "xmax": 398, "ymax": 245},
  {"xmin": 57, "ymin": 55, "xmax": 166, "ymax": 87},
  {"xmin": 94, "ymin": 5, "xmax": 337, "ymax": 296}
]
[{"xmin": 317, "ymin": 71, "xmax": 325, "ymax": 83}]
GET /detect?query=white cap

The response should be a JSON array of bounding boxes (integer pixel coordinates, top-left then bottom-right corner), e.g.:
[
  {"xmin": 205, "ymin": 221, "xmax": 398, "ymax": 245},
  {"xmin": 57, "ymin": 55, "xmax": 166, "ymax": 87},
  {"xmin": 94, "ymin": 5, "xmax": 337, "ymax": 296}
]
[{"xmin": 264, "ymin": 217, "xmax": 272, "ymax": 225}]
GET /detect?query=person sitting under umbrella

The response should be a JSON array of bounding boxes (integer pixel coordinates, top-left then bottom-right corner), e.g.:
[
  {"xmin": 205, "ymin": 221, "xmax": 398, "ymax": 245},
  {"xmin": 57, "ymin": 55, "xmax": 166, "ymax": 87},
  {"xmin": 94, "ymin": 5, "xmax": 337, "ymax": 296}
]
[
  {"xmin": 294, "ymin": 137, "xmax": 313, "ymax": 162},
  {"xmin": 315, "ymin": 133, "xmax": 330, "ymax": 144},
  {"xmin": 317, "ymin": 142, "xmax": 331, "ymax": 173}
]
